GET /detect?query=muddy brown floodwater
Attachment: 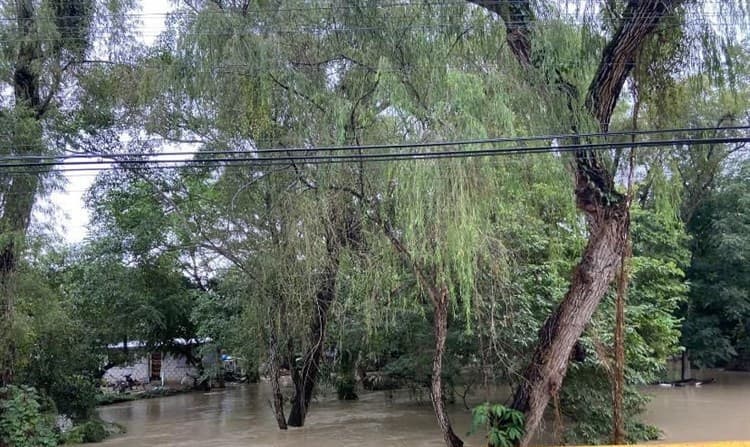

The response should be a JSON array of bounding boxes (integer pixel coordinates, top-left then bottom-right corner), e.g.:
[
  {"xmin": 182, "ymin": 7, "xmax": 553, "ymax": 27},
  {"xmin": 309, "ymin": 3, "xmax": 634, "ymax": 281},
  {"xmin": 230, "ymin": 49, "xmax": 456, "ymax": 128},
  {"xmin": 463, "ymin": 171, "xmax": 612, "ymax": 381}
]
[
  {"xmin": 97, "ymin": 370, "xmax": 750, "ymax": 446},
  {"xmin": 644, "ymin": 370, "xmax": 750, "ymax": 442}
]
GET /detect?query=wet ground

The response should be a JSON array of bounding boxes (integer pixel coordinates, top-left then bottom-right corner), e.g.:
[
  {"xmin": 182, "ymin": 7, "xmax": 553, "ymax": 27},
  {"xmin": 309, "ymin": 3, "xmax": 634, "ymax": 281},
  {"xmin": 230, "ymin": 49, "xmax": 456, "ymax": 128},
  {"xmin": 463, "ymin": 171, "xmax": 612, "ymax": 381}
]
[{"xmin": 97, "ymin": 370, "xmax": 750, "ymax": 446}]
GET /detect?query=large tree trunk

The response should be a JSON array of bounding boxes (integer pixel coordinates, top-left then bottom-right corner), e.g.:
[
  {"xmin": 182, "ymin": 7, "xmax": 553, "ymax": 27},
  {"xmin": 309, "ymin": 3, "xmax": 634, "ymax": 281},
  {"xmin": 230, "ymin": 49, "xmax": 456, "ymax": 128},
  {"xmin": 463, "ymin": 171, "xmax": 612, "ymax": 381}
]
[
  {"xmin": 510, "ymin": 210, "xmax": 629, "ymax": 445},
  {"xmin": 287, "ymin": 256, "xmax": 339, "ymax": 427},
  {"xmin": 287, "ymin": 207, "xmax": 358, "ymax": 427},
  {"xmin": 466, "ymin": 1, "xmax": 681, "ymax": 444},
  {"xmin": 431, "ymin": 287, "xmax": 463, "ymax": 447},
  {"xmin": 268, "ymin": 324, "xmax": 288, "ymax": 430}
]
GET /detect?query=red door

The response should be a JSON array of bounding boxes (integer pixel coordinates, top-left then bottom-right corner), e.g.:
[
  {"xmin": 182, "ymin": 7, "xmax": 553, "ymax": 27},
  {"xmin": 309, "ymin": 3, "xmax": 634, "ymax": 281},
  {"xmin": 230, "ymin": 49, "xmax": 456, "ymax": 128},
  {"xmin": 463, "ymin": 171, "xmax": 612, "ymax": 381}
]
[{"xmin": 150, "ymin": 352, "xmax": 162, "ymax": 381}]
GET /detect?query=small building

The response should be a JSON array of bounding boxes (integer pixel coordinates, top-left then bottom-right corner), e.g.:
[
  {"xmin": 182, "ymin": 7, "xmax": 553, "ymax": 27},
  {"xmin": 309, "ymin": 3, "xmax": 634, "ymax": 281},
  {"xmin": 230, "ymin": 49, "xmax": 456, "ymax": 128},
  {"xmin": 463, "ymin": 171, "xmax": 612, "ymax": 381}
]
[{"xmin": 103, "ymin": 338, "xmax": 202, "ymax": 387}]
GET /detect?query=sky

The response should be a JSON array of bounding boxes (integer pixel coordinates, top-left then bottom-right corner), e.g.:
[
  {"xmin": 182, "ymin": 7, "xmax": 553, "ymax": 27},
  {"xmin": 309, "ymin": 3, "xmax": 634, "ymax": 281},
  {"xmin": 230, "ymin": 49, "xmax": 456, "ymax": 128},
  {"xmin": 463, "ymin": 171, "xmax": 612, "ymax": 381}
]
[{"xmin": 45, "ymin": 0, "xmax": 172, "ymax": 243}]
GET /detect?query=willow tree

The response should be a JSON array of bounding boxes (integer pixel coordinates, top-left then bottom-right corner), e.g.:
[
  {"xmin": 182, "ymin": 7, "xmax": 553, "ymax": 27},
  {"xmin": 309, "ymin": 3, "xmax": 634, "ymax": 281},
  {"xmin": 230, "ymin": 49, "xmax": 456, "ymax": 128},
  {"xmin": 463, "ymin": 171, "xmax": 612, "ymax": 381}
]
[
  {"xmin": 459, "ymin": 1, "xmax": 749, "ymax": 443},
  {"xmin": 178, "ymin": 164, "xmax": 353, "ymax": 428},
  {"xmin": 151, "ymin": 2, "xmax": 586, "ymax": 443},
  {"xmin": 0, "ymin": 0, "xmax": 137, "ymax": 386},
  {"xmin": 136, "ymin": 3, "xmax": 533, "ymax": 439},
  {"xmin": 308, "ymin": 4, "xmax": 572, "ymax": 444},
  {"xmin": 96, "ymin": 0, "xmax": 376, "ymax": 428}
]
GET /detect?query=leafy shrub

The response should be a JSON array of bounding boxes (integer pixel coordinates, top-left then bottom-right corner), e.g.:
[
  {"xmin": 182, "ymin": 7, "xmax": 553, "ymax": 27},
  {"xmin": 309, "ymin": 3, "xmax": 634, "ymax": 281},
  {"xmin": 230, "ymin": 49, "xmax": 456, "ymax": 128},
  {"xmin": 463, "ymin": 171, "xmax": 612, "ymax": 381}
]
[
  {"xmin": 79, "ymin": 420, "xmax": 108, "ymax": 443},
  {"xmin": 49, "ymin": 375, "xmax": 98, "ymax": 421},
  {"xmin": 469, "ymin": 403, "xmax": 524, "ymax": 447},
  {"xmin": 336, "ymin": 376, "xmax": 358, "ymax": 400},
  {"xmin": 0, "ymin": 386, "xmax": 58, "ymax": 447},
  {"xmin": 62, "ymin": 420, "xmax": 110, "ymax": 444},
  {"xmin": 561, "ymin": 364, "xmax": 661, "ymax": 444}
]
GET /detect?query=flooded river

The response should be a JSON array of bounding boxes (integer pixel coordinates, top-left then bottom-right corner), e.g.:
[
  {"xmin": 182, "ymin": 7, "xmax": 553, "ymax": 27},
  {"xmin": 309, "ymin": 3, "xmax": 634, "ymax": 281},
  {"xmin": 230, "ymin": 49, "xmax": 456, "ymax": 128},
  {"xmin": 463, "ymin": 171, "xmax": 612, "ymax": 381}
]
[
  {"xmin": 644, "ymin": 370, "xmax": 750, "ymax": 442},
  {"xmin": 98, "ymin": 371, "xmax": 750, "ymax": 446}
]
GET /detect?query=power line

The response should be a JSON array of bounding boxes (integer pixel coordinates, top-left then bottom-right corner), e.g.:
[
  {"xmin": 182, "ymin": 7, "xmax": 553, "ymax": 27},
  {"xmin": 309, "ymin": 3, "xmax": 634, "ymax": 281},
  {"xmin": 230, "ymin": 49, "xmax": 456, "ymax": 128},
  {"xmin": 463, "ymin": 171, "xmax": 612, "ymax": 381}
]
[
  {"xmin": 0, "ymin": 0, "xmax": 739, "ymax": 20},
  {"xmin": 0, "ymin": 8, "xmax": 742, "ymax": 43},
  {"xmin": 1, "ymin": 134, "xmax": 747, "ymax": 175},
  {"xmin": 0, "ymin": 16, "xmax": 740, "ymax": 44},
  {"xmin": 0, "ymin": 125, "xmax": 747, "ymax": 161}
]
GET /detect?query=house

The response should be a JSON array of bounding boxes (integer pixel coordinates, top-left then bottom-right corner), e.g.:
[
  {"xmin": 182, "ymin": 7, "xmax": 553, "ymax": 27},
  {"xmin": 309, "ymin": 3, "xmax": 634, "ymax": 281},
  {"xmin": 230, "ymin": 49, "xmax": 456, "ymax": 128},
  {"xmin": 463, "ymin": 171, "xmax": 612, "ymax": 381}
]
[{"xmin": 103, "ymin": 338, "xmax": 203, "ymax": 387}]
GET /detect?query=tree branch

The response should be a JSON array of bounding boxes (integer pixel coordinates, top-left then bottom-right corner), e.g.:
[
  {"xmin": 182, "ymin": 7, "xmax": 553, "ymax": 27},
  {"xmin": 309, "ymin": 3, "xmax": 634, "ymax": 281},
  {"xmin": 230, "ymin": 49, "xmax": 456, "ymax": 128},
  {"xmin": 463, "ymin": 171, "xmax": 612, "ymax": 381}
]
[
  {"xmin": 269, "ymin": 74, "xmax": 326, "ymax": 113},
  {"xmin": 467, "ymin": 0, "xmax": 533, "ymax": 67},
  {"xmin": 370, "ymin": 205, "xmax": 438, "ymax": 307},
  {"xmin": 586, "ymin": 0, "xmax": 682, "ymax": 128}
]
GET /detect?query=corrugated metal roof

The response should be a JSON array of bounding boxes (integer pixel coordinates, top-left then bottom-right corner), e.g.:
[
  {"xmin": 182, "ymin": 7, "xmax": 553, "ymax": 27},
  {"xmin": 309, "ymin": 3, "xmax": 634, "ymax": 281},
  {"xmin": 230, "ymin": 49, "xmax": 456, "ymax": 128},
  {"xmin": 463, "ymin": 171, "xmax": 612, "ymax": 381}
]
[{"xmin": 106, "ymin": 337, "xmax": 211, "ymax": 349}]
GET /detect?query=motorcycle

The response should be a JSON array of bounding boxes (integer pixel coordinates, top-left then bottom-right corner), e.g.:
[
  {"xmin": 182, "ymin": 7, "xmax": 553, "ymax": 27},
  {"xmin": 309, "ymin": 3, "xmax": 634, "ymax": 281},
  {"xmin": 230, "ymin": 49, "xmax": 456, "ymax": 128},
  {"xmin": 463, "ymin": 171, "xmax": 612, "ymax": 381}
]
[{"xmin": 113, "ymin": 374, "xmax": 140, "ymax": 393}]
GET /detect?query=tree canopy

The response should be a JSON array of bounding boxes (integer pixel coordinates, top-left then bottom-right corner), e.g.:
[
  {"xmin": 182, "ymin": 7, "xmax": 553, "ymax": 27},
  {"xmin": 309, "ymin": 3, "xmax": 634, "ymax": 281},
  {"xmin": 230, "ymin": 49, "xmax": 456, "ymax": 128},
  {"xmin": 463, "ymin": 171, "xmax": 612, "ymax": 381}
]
[{"xmin": 0, "ymin": 1, "xmax": 748, "ymax": 446}]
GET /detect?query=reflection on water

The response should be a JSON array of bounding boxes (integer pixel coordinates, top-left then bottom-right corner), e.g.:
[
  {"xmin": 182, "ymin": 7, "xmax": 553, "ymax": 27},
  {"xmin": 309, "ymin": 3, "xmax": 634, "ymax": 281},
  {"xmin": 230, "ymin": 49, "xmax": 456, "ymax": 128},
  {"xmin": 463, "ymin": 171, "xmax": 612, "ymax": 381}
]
[{"xmin": 97, "ymin": 370, "xmax": 750, "ymax": 446}]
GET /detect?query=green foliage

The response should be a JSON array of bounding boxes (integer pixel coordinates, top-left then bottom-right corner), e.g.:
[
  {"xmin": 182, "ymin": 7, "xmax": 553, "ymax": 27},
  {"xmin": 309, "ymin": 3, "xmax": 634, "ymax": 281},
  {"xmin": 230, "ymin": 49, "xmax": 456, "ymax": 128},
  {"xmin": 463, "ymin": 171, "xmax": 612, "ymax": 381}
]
[
  {"xmin": 469, "ymin": 403, "xmax": 524, "ymax": 447},
  {"xmin": 79, "ymin": 420, "xmax": 108, "ymax": 443},
  {"xmin": 24, "ymin": 1, "xmax": 744, "ymax": 444},
  {"xmin": 48, "ymin": 376, "xmax": 98, "ymax": 422},
  {"xmin": 95, "ymin": 392, "xmax": 137, "ymax": 406},
  {"xmin": 334, "ymin": 349, "xmax": 358, "ymax": 401},
  {"xmin": 559, "ymin": 201, "xmax": 689, "ymax": 444},
  {"xmin": 335, "ymin": 376, "xmax": 358, "ymax": 401},
  {"xmin": 65, "ymin": 196, "xmax": 201, "ymax": 354},
  {"xmin": 61, "ymin": 420, "xmax": 110, "ymax": 444},
  {"xmin": 0, "ymin": 386, "xmax": 58, "ymax": 447},
  {"xmin": 9, "ymin": 255, "xmax": 102, "ymax": 423},
  {"xmin": 561, "ymin": 366, "xmax": 660, "ymax": 445},
  {"xmin": 627, "ymin": 205, "xmax": 690, "ymax": 378},
  {"xmin": 0, "ymin": 0, "xmax": 142, "ymax": 384},
  {"xmin": 684, "ymin": 161, "xmax": 750, "ymax": 368}
]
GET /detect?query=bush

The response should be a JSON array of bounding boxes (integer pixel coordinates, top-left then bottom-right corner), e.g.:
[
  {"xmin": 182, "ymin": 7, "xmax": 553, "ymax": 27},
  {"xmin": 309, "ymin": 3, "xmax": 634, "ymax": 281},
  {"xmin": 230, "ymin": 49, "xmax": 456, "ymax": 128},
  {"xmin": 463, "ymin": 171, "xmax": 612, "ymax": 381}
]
[
  {"xmin": 80, "ymin": 420, "xmax": 108, "ymax": 443},
  {"xmin": 0, "ymin": 386, "xmax": 58, "ymax": 447},
  {"xmin": 49, "ymin": 375, "xmax": 98, "ymax": 421},
  {"xmin": 561, "ymin": 364, "xmax": 661, "ymax": 444},
  {"xmin": 336, "ymin": 376, "xmax": 358, "ymax": 400},
  {"xmin": 62, "ymin": 420, "xmax": 110, "ymax": 444},
  {"xmin": 469, "ymin": 403, "xmax": 525, "ymax": 447}
]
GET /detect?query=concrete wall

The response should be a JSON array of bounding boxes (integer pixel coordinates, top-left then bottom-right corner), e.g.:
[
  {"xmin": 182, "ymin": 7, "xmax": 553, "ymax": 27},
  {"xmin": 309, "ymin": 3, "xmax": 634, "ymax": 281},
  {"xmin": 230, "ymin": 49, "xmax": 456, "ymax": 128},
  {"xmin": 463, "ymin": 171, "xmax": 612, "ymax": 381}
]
[{"xmin": 103, "ymin": 353, "xmax": 199, "ymax": 386}]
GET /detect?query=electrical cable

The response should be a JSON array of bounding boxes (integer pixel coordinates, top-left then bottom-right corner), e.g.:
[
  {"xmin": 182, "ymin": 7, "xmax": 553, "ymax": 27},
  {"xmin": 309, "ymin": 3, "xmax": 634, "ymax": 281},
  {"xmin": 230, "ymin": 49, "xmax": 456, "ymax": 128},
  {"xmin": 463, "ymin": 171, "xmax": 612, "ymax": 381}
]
[
  {"xmin": 0, "ymin": 125, "xmax": 747, "ymax": 162},
  {"xmin": 0, "ymin": 134, "xmax": 747, "ymax": 175}
]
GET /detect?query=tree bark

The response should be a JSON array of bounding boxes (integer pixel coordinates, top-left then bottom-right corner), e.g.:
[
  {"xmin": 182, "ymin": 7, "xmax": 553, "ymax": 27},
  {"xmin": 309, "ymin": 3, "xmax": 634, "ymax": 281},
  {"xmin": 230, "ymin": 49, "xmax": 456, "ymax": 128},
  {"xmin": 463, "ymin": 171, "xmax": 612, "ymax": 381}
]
[
  {"xmin": 431, "ymin": 287, "xmax": 464, "ymax": 447},
  {"xmin": 466, "ymin": 1, "xmax": 681, "ymax": 444},
  {"xmin": 287, "ymin": 254, "xmax": 339, "ymax": 427},
  {"xmin": 376, "ymin": 213, "xmax": 464, "ymax": 447},
  {"xmin": 287, "ymin": 207, "xmax": 358, "ymax": 427},
  {"xmin": 509, "ymin": 210, "xmax": 629, "ymax": 445},
  {"xmin": 268, "ymin": 324, "xmax": 288, "ymax": 430}
]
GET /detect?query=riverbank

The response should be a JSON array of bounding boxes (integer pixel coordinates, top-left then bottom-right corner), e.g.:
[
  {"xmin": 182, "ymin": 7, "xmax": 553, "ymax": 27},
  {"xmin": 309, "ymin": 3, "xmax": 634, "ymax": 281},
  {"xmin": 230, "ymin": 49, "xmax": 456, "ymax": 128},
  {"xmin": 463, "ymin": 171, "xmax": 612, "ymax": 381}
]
[{"xmin": 96, "ymin": 386, "xmax": 193, "ymax": 406}]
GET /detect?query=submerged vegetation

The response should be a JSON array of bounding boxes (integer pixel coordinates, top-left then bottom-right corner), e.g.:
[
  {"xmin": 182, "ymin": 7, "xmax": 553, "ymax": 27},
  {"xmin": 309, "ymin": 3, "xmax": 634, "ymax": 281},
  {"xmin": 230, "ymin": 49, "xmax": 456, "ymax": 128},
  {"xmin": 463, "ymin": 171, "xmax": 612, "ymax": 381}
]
[{"xmin": 0, "ymin": 0, "xmax": 749, "ymax": 446}]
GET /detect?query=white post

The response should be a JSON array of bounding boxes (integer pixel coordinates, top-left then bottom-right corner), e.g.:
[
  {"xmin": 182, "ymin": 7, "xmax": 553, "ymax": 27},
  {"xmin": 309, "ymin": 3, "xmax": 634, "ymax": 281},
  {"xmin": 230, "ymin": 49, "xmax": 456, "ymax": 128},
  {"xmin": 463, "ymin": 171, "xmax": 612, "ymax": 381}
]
[{"xmin": 161, "ymin": 353, "xmax": 165, "ymax": 387}]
